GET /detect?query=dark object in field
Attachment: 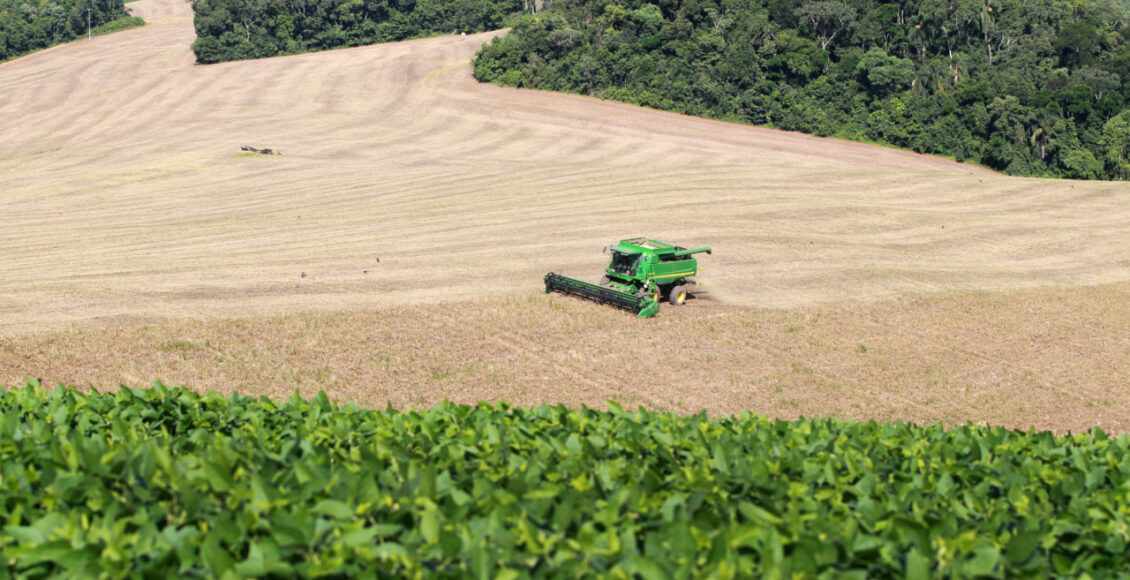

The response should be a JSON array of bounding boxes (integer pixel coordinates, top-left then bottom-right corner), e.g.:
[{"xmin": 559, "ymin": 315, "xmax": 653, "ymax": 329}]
[{"xmin": 241, "ymin": 145, "xmax": 279, "ymax": 155}]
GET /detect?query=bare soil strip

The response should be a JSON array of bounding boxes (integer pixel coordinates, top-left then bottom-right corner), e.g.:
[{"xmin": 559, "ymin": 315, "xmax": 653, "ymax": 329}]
[{"xmin": 3, "ymin": 0, "xmax": 1130, "ymax": 432}]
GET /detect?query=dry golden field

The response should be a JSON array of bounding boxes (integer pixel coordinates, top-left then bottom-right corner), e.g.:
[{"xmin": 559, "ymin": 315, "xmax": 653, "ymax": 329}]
[{"xmin": 2, "ymin": 0, "xmax": 1130, "ymax": 433}]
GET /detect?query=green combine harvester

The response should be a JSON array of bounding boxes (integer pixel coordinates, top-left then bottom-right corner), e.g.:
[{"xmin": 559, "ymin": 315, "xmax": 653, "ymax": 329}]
[{"xmin": 544, "ymin": 238, "xmax": 712, "ymax": 318}]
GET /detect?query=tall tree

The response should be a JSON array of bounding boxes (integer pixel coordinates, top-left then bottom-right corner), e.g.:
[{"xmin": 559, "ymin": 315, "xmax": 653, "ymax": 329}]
[{"xmin": 794, "ymin": 0, "xmax": 855, "ymax": 51}]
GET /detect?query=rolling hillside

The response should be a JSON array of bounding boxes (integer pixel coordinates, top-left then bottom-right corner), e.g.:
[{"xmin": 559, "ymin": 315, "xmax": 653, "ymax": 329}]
[{"xmin": 2, "ymin": 0, "xmax": 1130, "ymax": 432}]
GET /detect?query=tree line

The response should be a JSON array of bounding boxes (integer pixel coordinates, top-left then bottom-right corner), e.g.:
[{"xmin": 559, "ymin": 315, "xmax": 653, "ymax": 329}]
[
  {"xmin": 190, "ymin": 0, "xmax": 523, "ymax": 63},
  {"xmin": 1, "ymin": 0, "xmax": 132, "ymax": 61},
  {"xmin": 473, "ymin": 0, "xmax": 1130, "ymax": 180}
]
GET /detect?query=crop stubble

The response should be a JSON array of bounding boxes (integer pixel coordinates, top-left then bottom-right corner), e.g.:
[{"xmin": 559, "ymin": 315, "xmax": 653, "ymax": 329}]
[
  {"xmin": 4, "ymin": 284, "xmax": 1130, "ymax": 434},
  {"xmin": 2, "ymin": 0, "xmax": 1130, "ymax": 431}
]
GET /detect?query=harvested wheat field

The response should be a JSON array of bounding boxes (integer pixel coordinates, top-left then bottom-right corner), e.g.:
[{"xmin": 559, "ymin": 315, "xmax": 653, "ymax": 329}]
[{"xmin": 2, "ymin": 0, "xmax": 1130, "ymax": 433}]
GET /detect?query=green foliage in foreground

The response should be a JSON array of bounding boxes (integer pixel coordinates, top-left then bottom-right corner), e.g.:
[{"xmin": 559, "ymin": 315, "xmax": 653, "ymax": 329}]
[
  {"xmin": 0, "ymin": 0, "xmax": 131, "ymax": 61},
  {"xmin": 473, "ymin": 0, "xmax": 1130, "ymax": 181},
  {"xmin": 2, "ymin": 382, "xmax": 1130, "ymax": 578}
]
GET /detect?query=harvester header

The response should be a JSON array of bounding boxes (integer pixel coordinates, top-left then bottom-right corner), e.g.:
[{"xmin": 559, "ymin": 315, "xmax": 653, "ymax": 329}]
[{"xmin": 544, "ymin": 238, "xmax": 711, "ymax": 318}]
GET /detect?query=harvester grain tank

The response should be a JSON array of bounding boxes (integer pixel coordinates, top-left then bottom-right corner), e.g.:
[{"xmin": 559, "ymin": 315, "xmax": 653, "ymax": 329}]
[{"xmin": 544, "ymin": 238, "xmax": 711, "ymax": 318}]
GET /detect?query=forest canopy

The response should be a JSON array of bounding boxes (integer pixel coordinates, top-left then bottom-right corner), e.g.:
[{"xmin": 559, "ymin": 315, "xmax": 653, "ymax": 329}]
[
  {"xmin": 189, "ymin": 0, "xmax": 523, "ymax": 64},
  {"xmin": 0, "ymin": 0, "xmax": 134, "ymax": 61},
  {"xmin": 474, "ymin": 0, "xmax": 1130, "ymax": 180}
]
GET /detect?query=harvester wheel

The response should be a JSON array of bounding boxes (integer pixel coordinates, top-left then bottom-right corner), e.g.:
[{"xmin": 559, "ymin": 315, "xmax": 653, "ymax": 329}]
[
  {"xmin": 600, "ymin": 275, "xmax": 611, "ymax": 286},
  {"xmin": 669, "ymin": 285, "xmax": 688, "ymax": 306}
]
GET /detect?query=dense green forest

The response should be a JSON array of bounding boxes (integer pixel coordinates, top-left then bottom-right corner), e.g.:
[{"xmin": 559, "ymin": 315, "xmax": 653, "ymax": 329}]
[
  {"xmin": 475, "ymin": 0, "xmax": 1130, "ymax": 180},
  {"xmin": 0, "ymin": 0, "xmax": 134, "ymax": 61},
  {"xmin": 190, "ymin": 0, "xmax": 522, "ymax": 63}
]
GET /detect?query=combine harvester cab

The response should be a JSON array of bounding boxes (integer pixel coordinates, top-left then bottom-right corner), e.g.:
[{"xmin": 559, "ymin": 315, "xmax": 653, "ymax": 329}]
[{"xmin": 544, "ymin": 238, "xmax": 711, "ymax": 318}]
